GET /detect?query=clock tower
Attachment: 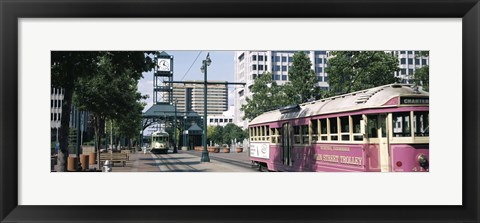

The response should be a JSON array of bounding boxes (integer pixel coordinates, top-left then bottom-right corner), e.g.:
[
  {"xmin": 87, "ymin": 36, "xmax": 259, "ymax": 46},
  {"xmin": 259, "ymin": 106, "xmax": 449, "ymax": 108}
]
[{"xmin": 154, "ymin": 51, "xmax": 173, "ymax": 104}]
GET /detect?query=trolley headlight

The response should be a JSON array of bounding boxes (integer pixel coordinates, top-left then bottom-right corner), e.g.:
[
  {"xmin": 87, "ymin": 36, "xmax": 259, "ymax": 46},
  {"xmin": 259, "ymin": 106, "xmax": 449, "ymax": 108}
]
[{"xmin": 418, "ymin": 154, "xmax": 429, "ymax": 169}]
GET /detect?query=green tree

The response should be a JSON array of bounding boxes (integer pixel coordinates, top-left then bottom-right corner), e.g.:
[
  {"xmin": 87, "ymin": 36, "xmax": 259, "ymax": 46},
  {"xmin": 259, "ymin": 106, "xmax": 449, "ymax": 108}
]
[
  {"xmin": 74, "ymin": 52, "xmax": 155, "ymax": 165},
  {"xmin": 326, "ymin": 51, "xmax": 400, "ymax": 96},
  {"xmin": 206, "ymin": 125, "xmax": 223, "ymax": 145},
  {"xmin": 51, "ymin": 51, "xmax": 155, "ymax": 171},
  {"xmin": 413, "ymin": 51, "xmax": 429, "ymax": 91},
  {"xmin": 240, "ymin": 72, "xmax": 289, "ymax": 121},
  {"xmin": 222, "ymin": 123, "xmax": 247, "ymax": 145},
  {"xmin": 283, "ymin": 51, "xmax": 322, "ymax": 103}
]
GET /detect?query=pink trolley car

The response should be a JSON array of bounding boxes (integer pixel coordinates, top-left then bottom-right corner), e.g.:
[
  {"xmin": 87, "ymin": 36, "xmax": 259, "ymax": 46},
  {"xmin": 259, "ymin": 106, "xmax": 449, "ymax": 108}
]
[{"xmin": 249, "ymin": 84, "xmax": 429, "ymax": 172}]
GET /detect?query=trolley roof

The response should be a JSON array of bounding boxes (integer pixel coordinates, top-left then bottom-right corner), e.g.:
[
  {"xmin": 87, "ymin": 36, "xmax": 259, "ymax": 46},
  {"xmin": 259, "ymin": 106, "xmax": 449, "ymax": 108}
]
[
  {"xmin": 249, "ymin": 84, "xmax": 429, "ymax": 126},
  {"xmin": 152, "ymin": 131, "xmax": 169, "ymax": 136}
]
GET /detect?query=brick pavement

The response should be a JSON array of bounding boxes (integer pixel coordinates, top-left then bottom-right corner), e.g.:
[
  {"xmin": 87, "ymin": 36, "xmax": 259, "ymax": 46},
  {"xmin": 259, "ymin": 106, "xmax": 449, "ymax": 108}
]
[{"xmin": 109, "ymin": 150, "xmax": 256, "ymax": 172}]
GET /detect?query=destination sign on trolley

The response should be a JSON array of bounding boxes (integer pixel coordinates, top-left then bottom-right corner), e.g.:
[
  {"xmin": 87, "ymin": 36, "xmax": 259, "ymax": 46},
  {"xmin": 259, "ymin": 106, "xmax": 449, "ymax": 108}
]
[{"xmin": 400, "ymin": 97, "xmax": 429, "ymax": 105}]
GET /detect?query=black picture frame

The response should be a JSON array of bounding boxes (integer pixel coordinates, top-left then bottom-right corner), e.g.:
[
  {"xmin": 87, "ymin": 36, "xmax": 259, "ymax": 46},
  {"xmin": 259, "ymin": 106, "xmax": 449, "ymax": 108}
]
[{"xmin": 1, "ymin": 0, "xmax": 478, "ymax": 222}]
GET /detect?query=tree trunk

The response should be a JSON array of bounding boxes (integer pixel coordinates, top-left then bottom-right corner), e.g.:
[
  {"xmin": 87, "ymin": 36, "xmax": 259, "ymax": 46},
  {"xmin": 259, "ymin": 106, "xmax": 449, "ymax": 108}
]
[
  {"xmin": 93, "ymin": 116, "xmax": 105, "ymax": 166},
  {"xmin": 57, "ymin": 70, "xmax": 74, "ymax": 172}
]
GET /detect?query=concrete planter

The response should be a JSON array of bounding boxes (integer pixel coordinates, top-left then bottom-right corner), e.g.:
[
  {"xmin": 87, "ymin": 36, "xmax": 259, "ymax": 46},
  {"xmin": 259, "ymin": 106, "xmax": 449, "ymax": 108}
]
[
  {"xmin": 223, "ymin": 148, "xmax": 230, "ymax": 153},
  {"xmin": 236, "ymin": 147, "xmax": 243, "ymax": 153}
]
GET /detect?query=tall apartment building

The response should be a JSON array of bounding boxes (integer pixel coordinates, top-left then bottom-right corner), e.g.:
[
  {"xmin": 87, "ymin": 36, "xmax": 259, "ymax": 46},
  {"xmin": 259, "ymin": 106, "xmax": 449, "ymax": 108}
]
[
  {"xmin": 393, "ymin": 50, "xmax": 429, "ymax": 84},
  {"xmin": 50, "ymin": 87, "xmax": 88, "ymax": 142},
  {"xmin": 234, "ymin": 51, "xmax": 330, "ymax": 128},
  {"xmin": 171, "ymin": 80, "xmax": 228, "ymax": 117},
  {"xmin": 234, "ymin": 50, "xmax": 429, "ymax": 128}
]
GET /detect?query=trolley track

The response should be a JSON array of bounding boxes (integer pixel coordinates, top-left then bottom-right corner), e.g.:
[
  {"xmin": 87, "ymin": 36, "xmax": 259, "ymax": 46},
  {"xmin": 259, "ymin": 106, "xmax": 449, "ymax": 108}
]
[
  {"xmin": 152, "ymin": 153, "xmax": 199, "ymax": 172},
  {"xmin": 184, "ymin": 151, "xmax": 254, "ymax": 170}
]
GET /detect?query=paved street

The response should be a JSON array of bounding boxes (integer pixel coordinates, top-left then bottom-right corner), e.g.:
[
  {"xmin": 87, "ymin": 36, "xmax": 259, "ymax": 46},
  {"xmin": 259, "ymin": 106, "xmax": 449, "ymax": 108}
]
[{"xmin": 110, "ymin": 150, "xmax": 256, "ymax": 172}]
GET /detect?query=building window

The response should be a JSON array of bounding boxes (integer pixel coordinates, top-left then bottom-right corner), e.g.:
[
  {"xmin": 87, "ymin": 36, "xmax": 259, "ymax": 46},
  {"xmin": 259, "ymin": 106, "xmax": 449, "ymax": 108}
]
[
  {"xmin": 259, "ymin": 55, "xmax": 264, "ymax": 61},
  {"xmin": 407, "ymin": 51, "xmax": 413, "ymax": 54},
  {"xmin": 282, "ymin": 65, "xmax": 287, "ymax": 71},
  {"xmin": 317, "ymin": 76, "xmax": 323, "ymax": 82},
  {"xmin": 274, "ymin": 75, "xmax": 280, "ymax": 80},
  {"xmin": 210, "ymin": 119, "xmax": 213, "ymax": 122},
  {"xmin": 274, "ymin": 65, "xmax": 280, "ymax": 71},
  {"xmin": 282, "ymin": 75, "xmax": 287, "ymax": 81},
  {"xmin": 415, "ymin": 59, "xmax": 420, "ymax": 65},
  {"xmin": 400, "ymin": 51, "xmax": 405, "ymax": 54},
  {"xmin": 324, "ymin": 76, "xmax": 328, "ymax": 82},
  {"xmin": 275, "ymin": 56, "xmax": 280, "ymax": 62},
  {"xmin": 408, "ymin": 69, "xmax": 414, "ymax": 74},
  {"xmin": 219, "ymin": 119, "xmax": 223, "ymax": 123},
  {"xmin": 252, "ymin": 65, "xmax": 257, "ymax": 70},
  {"xmin": 422, "ymin": 59, "xmax": 427, "ymax": 65},
  {"xmin": 265, "ymin": 65, "xmax": 268, "ymax": 70},
  {"xmin": 400, "ymin": 58, "xmax": 406, "ymax": 64},
  {"xmin": 317, "ymin": 51, "xmax": 326, "ymax": 55},
  {"xmin": 214, "ymin": 119, "xmax": 218, "ymax": 123},
  {"xmin": 288, "ymin": 57, "xmax": 292, "ymax": 62},
  {"xmin": 259, "ymin": 65, "xmax": 264, "ymax": 70},
  {"xmin": 282, "ymin": 56, "xmax": 287, "ymax": 62},
  {"xmin": 252, "ymin": 55, "xmax": 256, "ymax": 61},
  {"xmin": 229, "ymin": 119, "xmax": 233, "ymax": 123},
  {"xmin": 317, "ymin": 67, "xmax": 323, "ymax": 73},
  {"xmin": 401, "ymin": 69, "xmax": 406, "ymax": 75},
  {"xmin": 408, "ymin": 58, "xmax": 413, "ymax": 64}
]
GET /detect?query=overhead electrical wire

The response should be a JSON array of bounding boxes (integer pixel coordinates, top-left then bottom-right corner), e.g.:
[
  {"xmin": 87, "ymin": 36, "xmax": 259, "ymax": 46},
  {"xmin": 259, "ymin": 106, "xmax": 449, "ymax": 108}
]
[{"xmin": 180, "ymin": 51, "xmax": 203, "ymax": 81}]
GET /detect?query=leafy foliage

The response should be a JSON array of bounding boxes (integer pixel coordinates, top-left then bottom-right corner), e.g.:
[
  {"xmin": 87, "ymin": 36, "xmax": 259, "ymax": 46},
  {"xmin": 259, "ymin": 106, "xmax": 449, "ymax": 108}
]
[
  {"xmin": 207, "ymin": 124, "xmax": 248, "ymax": 146},
  {"xmin": 283, "ymin": 51, "xmax": 322, "ymax": 103},
  {"xmin": 325, "ymin": 51, "xmax": 400, "ymax": 95},
  {"xmin": 241, "ymin": 72, "xmax": 289, "ymax": 121},
  {"xmin": 51, "ymin": 51, "xmax": 156, "ymax": 171},
  {"xmin": 413, "ymin": 51, "xmax": 429, "ymax": 92}
]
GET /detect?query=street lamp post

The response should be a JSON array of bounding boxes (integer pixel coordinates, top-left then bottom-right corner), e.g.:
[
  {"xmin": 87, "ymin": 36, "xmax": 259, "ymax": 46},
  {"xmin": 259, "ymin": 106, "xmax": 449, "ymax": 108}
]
[
  {"xmin": 200, "ymin": 53, "xmax": 211, "ymax": 162},
  {"xmin": 183, "ymin": 115, "xmax": 187, "ymax": 150},
  {"xmin": 173, "ymin": 100, "xmax": 178, "ymax": 153}
]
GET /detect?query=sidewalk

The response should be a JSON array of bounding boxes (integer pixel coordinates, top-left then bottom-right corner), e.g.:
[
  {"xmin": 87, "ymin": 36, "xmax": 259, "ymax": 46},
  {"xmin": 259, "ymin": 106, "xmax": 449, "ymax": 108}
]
[{"xmin": 110, "ymin": 150, "xmax": 256, "ymax": 172}]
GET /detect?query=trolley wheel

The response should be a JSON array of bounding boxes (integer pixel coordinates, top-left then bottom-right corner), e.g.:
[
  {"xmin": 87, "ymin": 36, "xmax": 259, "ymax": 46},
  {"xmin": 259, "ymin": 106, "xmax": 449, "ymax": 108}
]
[{"xmin": 259, "ymin": 163, "xmax": 267, "ymax": 172}]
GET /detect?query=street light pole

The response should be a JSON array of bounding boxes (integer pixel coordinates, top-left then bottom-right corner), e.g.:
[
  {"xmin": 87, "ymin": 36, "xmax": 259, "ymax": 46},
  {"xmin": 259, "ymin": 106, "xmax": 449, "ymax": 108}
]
[
  {"xmin": 183, "ymin": 115, "xmax": 187, "ymax": 150},
  {"xmin": 200, "ymin": 53, "xmax": 211, "ymax": 162},
  {"xmin": 173, "ymin": 100, "xmax": 178, "ymax": 153}
]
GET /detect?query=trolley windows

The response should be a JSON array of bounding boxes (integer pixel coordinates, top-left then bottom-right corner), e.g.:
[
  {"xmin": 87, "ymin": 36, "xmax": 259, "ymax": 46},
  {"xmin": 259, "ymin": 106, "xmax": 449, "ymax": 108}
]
[
  {"xmin": 352, "ymin": 115, "xmax": 363, "ymax": 141},
  {"xmin": 340, "ymin": 116, "xmax": 350, "ymax": 141},
  {"xmin": 367, "ymin": 115, "xmax": 378, "ymax": 138},
  {"xmin": 329, "ymin": 118, "xmax": 338, "ymax": 141},
  {"xmin": 393, "ymin": 112, "xmax": 411, "ymax": 137},
  {"xmin": 320, "ymin": 119, "xmax": 328, "ymax": 141},
  {"xmin": 293, "ymin": 126, "xmax": 301, "ymax": 144},
  {"xmin": 270, "ymin": 128, "xmax": 281, "ymax": 143},
  {"xmin": 249, "ymin": 125, "xmax": 270, "ymax": 142},
  {"xmin": 302, "ymin": 125, "xmax": 309, "ymax": 144},
  {"xmin": 311, "ymin": 119, "xmax": 319, "ymax": 142},
  {"xmin": 414, "ymin": 111, "xmax": 429, "ymax": 136}
]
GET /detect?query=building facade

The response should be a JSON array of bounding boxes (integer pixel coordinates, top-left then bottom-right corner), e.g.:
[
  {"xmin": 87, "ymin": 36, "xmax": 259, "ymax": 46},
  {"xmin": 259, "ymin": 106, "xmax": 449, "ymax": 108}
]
[
  {"xmin": 233, "ymin": 50, "xmax": 429, "ymax": 129},
  {"xmin": 51, "ymin": 87, "xmax": 88, "ymax": 143},
  {"xmin": 206, "ymin": 105, "xmax": 235, "ymax": 127},
  {"xmin": 171, "ymin": 80, "xmax": 228, "ymax": 117}
]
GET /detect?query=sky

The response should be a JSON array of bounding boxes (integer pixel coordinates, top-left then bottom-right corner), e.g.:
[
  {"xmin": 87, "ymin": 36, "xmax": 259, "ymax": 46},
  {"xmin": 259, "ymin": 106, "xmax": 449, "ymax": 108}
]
[{"xmin": 138, "ymin": 51, "xmax": 236, "ymax": 112}]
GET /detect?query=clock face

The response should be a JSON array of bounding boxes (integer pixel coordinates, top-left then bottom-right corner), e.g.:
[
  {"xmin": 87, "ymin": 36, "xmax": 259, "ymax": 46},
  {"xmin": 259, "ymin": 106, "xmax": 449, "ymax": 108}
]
[{"xmin": 158, "ymin": 59, "xmax": 170, "ymax": 71}]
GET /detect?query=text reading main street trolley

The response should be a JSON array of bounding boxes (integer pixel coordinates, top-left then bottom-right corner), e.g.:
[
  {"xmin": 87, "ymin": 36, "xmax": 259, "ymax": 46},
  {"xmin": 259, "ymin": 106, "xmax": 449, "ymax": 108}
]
[{"xmin": 249, "ymin": 84, "xmax": 429, "ymax": 172}]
